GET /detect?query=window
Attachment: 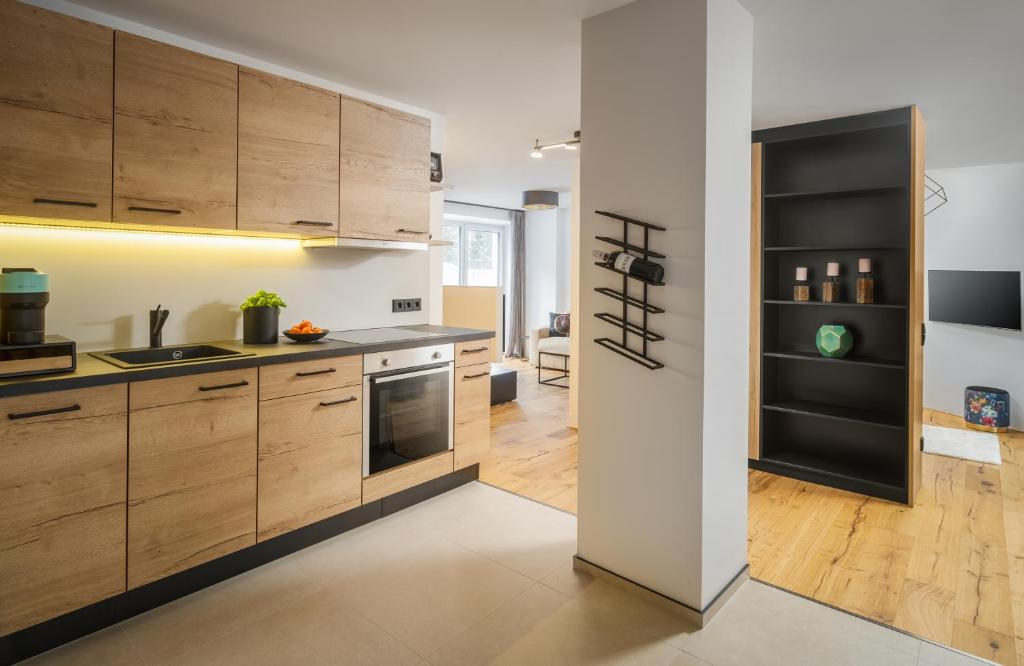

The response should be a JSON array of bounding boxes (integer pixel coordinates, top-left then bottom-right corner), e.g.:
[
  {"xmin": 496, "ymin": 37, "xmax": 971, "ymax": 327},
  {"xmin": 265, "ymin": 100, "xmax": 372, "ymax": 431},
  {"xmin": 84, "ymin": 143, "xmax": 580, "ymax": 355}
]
[{"xmin": 442, "ymin": 221, "xmax": 505, "ymax": 287}]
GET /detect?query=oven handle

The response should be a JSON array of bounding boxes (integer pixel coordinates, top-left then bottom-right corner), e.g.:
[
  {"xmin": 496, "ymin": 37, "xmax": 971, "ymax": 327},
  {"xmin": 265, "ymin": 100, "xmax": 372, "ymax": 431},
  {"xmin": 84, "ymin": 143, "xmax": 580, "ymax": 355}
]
[{"xmin": 368, "ymin": 363, "xmax": 453, "ymax": 385}]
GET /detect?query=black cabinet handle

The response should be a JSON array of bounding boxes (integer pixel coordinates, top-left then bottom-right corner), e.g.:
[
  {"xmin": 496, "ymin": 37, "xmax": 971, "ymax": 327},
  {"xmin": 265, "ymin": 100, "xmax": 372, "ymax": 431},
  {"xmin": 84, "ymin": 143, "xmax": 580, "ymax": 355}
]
[
  {"xmin": 462, "ymin": 371, "xmax": 489, "ymax": 380},
  {"xmin": 461, "ymin": 347, "xmax": 488, "ymax": 354},
  {"xmin": 296, "ymin": 368, "xmax": 336, "ymax": 377},
  {"xmin": 33, "ymin": 198, "xmax": 98, "ymax": 208},
  {"xmin": 198, "ymin": 380, "xmax": 249, "ymax": 392},
  {"xmin": 129, "ymin": 206, "xmax": 182, "ymax": 215},
  {"xmin": 319, "ymin": 396, "xmax": 357, "ymax": 407},
  {"xmin": 294, "ymin": 220, "xmax": 334, "ymax": 227},
  {"xmin": 8, "ymin": 404, "xmax": 82, "ymax": 420},
  {"xmin": 395, "ymin": 229, "xmax": 428, "ymax": 235}
]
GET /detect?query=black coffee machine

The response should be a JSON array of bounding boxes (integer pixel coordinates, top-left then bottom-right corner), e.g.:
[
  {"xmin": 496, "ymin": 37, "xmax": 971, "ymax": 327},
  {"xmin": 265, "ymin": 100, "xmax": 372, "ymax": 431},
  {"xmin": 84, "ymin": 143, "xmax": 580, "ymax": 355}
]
[{"xmin": 0, "ymin": 268, "xmax": 50, "ymax": 345}]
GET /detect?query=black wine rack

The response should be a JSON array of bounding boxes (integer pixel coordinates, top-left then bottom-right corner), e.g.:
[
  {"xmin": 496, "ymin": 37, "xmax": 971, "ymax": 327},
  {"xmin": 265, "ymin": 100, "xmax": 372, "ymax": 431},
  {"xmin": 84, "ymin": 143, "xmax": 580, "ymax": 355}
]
[{"xmin": 593, "ymin": 210, "xmax": 665, "ymax": 370}]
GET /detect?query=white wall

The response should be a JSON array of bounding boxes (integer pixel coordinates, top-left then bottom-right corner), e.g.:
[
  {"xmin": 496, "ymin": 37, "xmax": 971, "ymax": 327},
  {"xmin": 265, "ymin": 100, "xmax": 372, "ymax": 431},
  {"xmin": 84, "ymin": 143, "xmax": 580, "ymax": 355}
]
[
  {"xmin": 578, "ymin": 0, "xmax": 752, "ymax": 611},
  {"xmin": 924, "ymin": 162, "xmax": 1024, "ymax": 429},
  {"xmin": 10, "ymin": 1, "xmax": 445, "ymax": 349},
  {"xmin": 556, "ymin": 195, "xmax": 574, "ymax": 312},
  {"xmin": 2, "ymin": 226, "xmax": 430, "ymax": 351},
  {"xmin": 524, "ymin": 208, "xmax": 559, "ymax": 333}
]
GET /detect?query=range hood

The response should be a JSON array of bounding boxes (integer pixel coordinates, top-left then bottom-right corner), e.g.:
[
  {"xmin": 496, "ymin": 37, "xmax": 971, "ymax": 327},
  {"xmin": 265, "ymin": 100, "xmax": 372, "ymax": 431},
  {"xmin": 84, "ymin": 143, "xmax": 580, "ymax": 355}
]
[{"xmin": 300, "ymin": 237, "xmax": 452, "ymax": 251}]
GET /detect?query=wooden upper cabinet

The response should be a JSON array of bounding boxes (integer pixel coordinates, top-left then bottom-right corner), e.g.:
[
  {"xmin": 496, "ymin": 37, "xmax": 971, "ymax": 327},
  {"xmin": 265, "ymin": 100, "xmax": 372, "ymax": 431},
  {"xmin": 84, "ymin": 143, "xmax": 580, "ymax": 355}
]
[
  {"xmin": 0, "ymin": 384, "xmax": 127, "ymax": 636},
  {"xmin": 238, "ymin": 68, "xmax": 340, "ymax": 236},
  {"xmin": 339, "ymin": 96, "xmax": 431, "ymax": 240},
  {"xmin": 113, "ymin": 32, "xmax": 237, "ymax": 229},
  {"xmin": 0, "ymin": 1, "xmax": 113, "ymax": 221}
]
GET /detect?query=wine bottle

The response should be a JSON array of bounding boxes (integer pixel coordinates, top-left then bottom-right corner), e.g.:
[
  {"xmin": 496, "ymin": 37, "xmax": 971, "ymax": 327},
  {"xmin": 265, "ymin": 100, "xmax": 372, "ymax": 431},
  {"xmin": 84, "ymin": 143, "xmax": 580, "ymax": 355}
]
[{"xmin": 592, "ymin": 249, "xmax": 664, "ymax": 283}]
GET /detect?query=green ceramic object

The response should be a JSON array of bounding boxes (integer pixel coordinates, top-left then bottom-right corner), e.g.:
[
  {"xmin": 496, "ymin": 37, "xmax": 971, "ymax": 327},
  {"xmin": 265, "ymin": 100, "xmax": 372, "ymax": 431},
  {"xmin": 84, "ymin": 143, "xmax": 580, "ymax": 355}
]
[{"xmin": 816, "ymin": 324, "xmax": 853, "ymax": 358}]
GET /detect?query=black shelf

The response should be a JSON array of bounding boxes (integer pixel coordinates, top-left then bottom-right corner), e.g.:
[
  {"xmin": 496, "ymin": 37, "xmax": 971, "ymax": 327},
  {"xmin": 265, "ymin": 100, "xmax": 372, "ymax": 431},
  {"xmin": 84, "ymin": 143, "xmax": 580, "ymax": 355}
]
[
  {"xmin": 764, "ymin": 246, "xmax": 905, "ymax": 252},
  {"xmin": 594, "ymin": 287, "xmax": 665, "ymax": 314},
  {"xmin": 592, "ymin": 211, "xmax": 665, "ymax": 370},
  {"xmin": 763, "ymin": 349, "xmax": 905, "ymax": 370},
  {"xmin": 752, "ymin": 108, "xmax": 915, "ymax": 504},
  {"xmin": 595, "ymin": 235, "xmax": 666, "ymax": 259},
  {"xmin": 750, "ymin": 452, "xmax": 906, "ymax": 503},
  {"xmin": 763, "ymin": 400, "xmax": 904, "ymax": 430},
  {"xmin": 594, "ymin": 262, "xmax": 665, "ymax": 286},
  {"xmin": 764, "ymin": 299, "xmax": 906, "ymax": 309},
  {"xmin": 763, "ymin": 185, "xmax": 906, "ymax": 203},
  {"xmin": 594, "ymin": 313, "xmax": 664, "ymax": 341}
]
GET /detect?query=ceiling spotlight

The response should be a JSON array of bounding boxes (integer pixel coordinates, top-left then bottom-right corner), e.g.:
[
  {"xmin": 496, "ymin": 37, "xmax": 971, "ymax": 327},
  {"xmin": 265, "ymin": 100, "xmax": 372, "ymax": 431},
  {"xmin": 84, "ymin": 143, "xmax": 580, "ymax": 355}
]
[{"xmin": 529, "ymin": 131, "xmax": 581, "ymax": 158}]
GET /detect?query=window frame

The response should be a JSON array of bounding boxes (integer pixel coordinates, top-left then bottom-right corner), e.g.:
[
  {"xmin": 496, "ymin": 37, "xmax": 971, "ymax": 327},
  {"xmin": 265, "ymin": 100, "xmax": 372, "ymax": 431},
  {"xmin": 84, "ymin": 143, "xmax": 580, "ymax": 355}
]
[{"xmin": 442, "ymin": 220, "xmax": 506, "ymax": 288}]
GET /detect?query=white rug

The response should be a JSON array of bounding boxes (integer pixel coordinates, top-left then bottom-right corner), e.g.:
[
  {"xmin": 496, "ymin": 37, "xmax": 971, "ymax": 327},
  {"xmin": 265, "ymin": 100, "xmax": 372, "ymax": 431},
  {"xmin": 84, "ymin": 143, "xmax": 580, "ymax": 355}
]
[{"xmin": 923, "ymin": 424, "xmax": 1002, "ymax": 465}]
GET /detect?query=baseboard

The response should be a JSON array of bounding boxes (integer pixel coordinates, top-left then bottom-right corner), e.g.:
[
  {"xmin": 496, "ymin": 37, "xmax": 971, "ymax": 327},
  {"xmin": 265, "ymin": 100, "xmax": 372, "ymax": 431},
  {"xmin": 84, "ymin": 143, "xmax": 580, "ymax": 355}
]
[
  {"xmin": 571, "ymin": 555, "xmax": 749, "ymax": 628},
  {"xmin": 0, "ymin": 465, "xmax": 479, "ymax": 666}
]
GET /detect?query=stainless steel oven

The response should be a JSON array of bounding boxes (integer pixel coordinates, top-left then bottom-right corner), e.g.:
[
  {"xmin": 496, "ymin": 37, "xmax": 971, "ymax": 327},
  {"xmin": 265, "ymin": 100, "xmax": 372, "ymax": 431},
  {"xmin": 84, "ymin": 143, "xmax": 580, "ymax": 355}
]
[{"xmin": 362, "ymin": 343, "xmax": 454, "ymax": 477}]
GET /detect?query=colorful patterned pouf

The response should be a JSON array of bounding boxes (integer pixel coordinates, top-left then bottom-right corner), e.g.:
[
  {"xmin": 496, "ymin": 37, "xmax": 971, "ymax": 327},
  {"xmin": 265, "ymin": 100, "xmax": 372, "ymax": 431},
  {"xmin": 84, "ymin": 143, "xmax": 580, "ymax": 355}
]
[{"xmin": 964, "ymin": 386, "xmax": 1010, "ymax": 433}]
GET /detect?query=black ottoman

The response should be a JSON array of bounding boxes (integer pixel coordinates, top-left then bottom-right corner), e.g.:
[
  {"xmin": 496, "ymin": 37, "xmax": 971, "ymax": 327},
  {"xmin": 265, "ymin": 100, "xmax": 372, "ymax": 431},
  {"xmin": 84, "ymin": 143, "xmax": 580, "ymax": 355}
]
[{"xmin": 490, "ymin": 365, "xmax": 518, "ymax": 405}]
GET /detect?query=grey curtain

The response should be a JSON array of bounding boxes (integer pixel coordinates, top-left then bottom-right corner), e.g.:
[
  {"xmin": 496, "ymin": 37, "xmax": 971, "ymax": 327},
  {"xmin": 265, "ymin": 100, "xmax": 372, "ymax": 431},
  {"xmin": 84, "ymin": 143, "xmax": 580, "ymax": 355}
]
[{"xmin": 505, "ymin": 209, "xmax": 526, "ymax": 358}]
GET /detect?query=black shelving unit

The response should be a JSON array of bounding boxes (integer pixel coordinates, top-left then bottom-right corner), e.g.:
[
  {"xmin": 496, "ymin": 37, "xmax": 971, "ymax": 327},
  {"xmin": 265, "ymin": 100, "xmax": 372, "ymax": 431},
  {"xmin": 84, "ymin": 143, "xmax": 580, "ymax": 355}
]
[
  {"xmin": 592, "ymin": 210, "xmax": 665, "ymax": 370},
  {"xmin": 749, "ymin": 107, "xmax": 923, "ymax": 504}
]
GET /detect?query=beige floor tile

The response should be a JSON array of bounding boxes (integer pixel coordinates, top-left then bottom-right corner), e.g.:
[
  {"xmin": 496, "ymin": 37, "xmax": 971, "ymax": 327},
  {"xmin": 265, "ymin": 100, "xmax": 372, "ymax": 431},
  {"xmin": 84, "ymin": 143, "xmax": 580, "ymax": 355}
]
[
  {"xmin": 22, "ymin": 626, "xmax": 144, "ymax": 666},
  {"xmin": 670, "ymin": 581, "xmax": 919, "ymax": 666},
  {"xmin": 918, "ymin": 640, "xmax": 998, "ymax": 665},
  {"xmin": 324, "ymin": 532, "xmax": 535, "ymax": 656},
  {"xmin": 120, "ymin": 557, "xmax": 321, "ymax": 663},
  {"xmin": 405, "ymin": 482, "xmax": 577, "ymax": 581},
  {"xmin": 166, "ymin": 589, "xmax": 423, "ymax": 666},
  {"xmin": 429, "ymin": 583, "xmax": 706, "ymax": 666}
]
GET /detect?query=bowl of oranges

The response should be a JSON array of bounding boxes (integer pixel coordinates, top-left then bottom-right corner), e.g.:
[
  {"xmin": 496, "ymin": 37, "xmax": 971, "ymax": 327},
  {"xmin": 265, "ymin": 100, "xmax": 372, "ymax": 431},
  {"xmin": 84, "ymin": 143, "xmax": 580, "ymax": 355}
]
[{"xmin": 283, "ymin": 320, "xmax": 329, "ymax": 343}]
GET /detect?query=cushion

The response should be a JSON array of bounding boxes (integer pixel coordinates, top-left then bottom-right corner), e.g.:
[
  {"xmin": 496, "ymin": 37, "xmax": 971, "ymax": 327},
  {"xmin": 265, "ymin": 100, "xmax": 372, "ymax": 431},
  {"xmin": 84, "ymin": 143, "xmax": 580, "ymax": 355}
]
[
  {"xmin": 548, "ymin": 312, "xmax": 570, "ymax": 337},
  {"xmin": 537, "ymin": 335, "xmax": 570, "ymax": 355}
]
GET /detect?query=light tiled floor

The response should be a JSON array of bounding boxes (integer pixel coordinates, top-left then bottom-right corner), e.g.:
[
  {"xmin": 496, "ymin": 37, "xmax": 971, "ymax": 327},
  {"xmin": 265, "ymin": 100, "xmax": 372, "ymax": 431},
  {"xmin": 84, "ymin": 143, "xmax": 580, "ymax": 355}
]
[{"xmin": 26, "ymin": 483, "xmax": 993, "ymax": 666}]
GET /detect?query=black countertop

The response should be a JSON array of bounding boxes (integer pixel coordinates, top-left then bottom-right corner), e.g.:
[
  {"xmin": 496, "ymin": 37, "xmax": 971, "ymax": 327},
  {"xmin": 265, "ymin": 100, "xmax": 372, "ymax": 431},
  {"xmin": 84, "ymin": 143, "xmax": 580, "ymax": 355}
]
[{"xmin": 0, "ymin": 325, "xmax": 494, "ymax": 399}]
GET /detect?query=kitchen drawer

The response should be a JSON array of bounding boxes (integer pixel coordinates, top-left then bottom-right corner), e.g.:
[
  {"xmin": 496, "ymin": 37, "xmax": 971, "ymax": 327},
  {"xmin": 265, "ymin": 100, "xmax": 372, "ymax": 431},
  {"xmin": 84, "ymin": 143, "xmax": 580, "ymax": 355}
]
[
  {"xmin": 259, "ymin": 356, "xmax": 361, "ymax": 401},
  {"xmin": 130, "ymin": 367, "xmax": 257, "ymax": 410},
  {"xmin": 454, "ymin": 362, "xmax": 491, "ymax": 470},
  {"xmin": 0, "ymin": 384, "xmax": 127, "ymax": 636},
  {"xmin": 128, "ymin": 368, "xmax": 257, "ymax": 588},
  {"xmin": 362, "ymin": 450, "xmax": 453, "ymax": 504},
  {"xmin": 258, "ymin": 388, "xmax": 362, "ymax": 540},
  {"xmin": 455, "ymin": 338, "xmax": 495, "ymax": 367}
]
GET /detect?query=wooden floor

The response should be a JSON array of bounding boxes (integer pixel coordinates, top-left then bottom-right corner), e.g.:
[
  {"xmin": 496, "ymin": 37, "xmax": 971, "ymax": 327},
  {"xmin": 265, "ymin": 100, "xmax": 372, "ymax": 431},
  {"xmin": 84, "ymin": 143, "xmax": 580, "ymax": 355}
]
[
  {"xmin": 481, "ymin": 359, "xmax": 578, "ymax": 514},
  {"xmin": 750, "ymin": 409, "xmax": 1024, "ymax": 665}
]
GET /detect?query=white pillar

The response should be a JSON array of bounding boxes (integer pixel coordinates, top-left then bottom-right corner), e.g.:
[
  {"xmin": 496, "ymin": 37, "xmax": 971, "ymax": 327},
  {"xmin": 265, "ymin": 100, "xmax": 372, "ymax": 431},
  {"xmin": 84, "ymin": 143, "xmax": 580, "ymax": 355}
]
[{"xmin": 577, "ymin": 0, "xmax": 753, "ymax": 614}]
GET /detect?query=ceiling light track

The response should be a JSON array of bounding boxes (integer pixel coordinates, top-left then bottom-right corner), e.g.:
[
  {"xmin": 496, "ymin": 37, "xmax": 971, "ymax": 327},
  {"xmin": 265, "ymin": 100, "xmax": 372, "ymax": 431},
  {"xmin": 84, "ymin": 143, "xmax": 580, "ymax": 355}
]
[{"xmin": 531, "ymin": 130, "xmax": 581, "ymax": 158}]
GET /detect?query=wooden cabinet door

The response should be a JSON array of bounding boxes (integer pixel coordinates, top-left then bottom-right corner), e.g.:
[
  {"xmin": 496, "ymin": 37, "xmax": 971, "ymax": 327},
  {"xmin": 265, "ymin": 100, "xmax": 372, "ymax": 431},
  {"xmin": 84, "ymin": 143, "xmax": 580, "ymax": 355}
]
[
  {"xmin": 127, "ymin": 369, "xmax": 257, "ymax": 588},
  {"xmin": 454, "ymin": 362, "xmax": 491, "ymax": 470},
  {"xmin": 339, "ymin": 96, "xmax": 430, "ymax": 241},
  {"xmin": 113, "ymin": 32, "xmax": 237, "ymax": 229},
  {"xmin": 259, "ymin": 355, "xmax": 362, "ymax": 401},
  {"xmin": 455, "ymin": 338, "xmax": 495, "ymax": 368},
  {"xmin": 0, "ymin": 385, "xmax": 127, "ymax": 636},
  {"xmin": 0, "ymin": 2, "xmax": 113, "ymax": 221},
  {"xmin": 257, "ymin": 388, "xmax": 362, "ymax": 541},
  {"xmin": 238, "ymin": 68, "xmax": 340, "ymax": 236}
]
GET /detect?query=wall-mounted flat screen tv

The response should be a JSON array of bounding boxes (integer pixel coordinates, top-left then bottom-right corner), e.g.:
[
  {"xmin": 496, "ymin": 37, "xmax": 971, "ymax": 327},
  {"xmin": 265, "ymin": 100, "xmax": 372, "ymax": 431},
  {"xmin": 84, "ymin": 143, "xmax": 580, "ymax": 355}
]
[{"xmin": 928, "ymin": 270, "xmax": 1021, "ymax": 331}]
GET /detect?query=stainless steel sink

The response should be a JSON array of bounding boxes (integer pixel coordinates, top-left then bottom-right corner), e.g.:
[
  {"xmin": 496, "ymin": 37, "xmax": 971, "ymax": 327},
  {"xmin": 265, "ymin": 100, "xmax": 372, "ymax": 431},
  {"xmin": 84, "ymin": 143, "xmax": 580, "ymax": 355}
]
[{"xmin": 90, "ymin": 344, "xmax": 255, "ymax": 369}]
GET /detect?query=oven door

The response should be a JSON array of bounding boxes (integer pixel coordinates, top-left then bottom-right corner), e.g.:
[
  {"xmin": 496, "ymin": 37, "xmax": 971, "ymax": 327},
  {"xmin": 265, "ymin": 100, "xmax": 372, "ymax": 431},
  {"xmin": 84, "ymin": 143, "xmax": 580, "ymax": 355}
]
[{"xmin": 363, "ymin": 362, "xmax": 454, "ymax": 477}]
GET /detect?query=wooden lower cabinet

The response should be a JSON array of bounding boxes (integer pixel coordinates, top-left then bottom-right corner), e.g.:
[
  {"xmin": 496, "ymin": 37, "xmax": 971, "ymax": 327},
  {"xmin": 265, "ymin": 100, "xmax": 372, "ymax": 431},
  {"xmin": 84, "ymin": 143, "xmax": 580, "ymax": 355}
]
[
  {"xmin": 257, "ymin": 387, "xmax": 363, "ymax": 541},
  {"xmin": 0, "ymin": 384, "xmax": 127, "ymax": 636},
  {"xmin": 454, "ymin": 362, "xmax": 491, "ymax": 470},
  {"xmin": 127, "ymin": 369, "xmax": 257, "ymax": 588}
]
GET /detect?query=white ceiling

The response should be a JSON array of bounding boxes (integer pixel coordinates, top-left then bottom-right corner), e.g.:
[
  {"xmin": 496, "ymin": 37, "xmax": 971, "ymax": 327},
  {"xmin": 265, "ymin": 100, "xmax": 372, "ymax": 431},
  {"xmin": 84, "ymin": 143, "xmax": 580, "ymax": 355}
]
[{"xmin": 65, "ymin": 0, "xmax": 1024, "ymax": 209}]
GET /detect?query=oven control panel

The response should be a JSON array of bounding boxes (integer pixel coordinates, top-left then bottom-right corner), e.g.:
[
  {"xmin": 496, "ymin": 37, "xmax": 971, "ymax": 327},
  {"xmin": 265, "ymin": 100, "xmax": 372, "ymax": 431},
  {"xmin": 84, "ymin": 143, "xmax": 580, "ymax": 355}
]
[{"xmin": 363, "ymin": 343, "xmax": 455, "ymax": 374}]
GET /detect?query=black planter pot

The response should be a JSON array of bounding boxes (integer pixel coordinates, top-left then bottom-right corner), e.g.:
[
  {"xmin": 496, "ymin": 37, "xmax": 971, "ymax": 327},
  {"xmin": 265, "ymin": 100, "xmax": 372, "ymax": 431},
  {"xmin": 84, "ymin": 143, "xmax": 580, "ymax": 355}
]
[{"xmin": 242, "ymin": 307, "xmax": 280, "ymax": 344}]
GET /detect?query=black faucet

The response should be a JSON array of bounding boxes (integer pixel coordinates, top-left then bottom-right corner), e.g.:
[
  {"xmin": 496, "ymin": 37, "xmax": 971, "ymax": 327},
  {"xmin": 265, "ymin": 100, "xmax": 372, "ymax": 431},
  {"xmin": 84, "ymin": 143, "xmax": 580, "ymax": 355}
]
[{"xmin": 149, "ymin": 305, "xmax": 169, "ymax": 348}]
